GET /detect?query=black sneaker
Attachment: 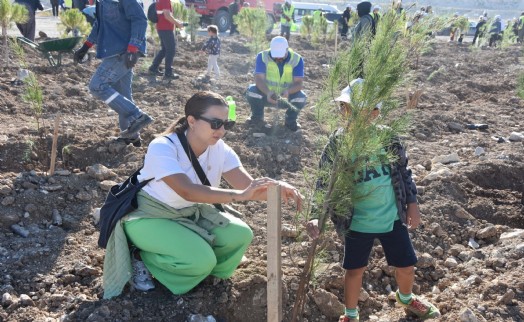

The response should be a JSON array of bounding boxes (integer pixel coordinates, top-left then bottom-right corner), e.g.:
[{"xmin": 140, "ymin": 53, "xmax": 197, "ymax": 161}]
[
  {"xmin": 163, "ymin": 73, "xmax": 180, "ymax": 81},
  {"xmin": 285, "ymin": 121, "xmax": 301, "ymax": 132},
  {"xmin": 147, "ymin": 68, "xmax": 163, "ymax": 76},
  {"xmin": 120, "ymin": 114, "xmax": 154, "ymax": 139},
  {"xmin": 116, "ymin": 136, "xmax": 142, "ymax": 147}
]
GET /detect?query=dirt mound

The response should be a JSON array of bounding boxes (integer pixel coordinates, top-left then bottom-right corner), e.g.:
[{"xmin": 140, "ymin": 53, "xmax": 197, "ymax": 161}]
[{"xmin": 0, "ymin": 35, "xmax": 523, "ymax": 322}]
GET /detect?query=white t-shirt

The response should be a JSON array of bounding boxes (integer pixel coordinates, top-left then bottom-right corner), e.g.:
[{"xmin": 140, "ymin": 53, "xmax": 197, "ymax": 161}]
[{"xmin": 138, "ymin": 133, "xmax": 242, "ymax": 209}]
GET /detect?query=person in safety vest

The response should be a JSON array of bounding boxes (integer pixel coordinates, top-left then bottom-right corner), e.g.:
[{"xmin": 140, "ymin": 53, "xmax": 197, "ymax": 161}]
[
  {"xmin": 518, "ymin": 12, "xmax": 524, "ymax": 43},
  {"xmin": 280, "ymin": 0, "xmax": 295, "ymax": 40},
  {"xmin": 313, "ymin": 8, "xmax": 322, "ymax": 24},
  {"xmin": 245, "ymin": 36, "xmax": 307, "ymax": 132}
]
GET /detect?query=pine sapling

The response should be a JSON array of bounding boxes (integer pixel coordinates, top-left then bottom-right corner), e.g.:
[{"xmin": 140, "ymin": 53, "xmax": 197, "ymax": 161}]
[{"xmin": 0, "ymin": 0, "xmax": 28, "ymax": 67}]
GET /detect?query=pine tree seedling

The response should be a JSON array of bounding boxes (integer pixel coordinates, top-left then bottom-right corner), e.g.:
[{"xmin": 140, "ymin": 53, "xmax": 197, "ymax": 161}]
[
  {"xmin": 235, "ymin": 7, "xmax": 267, "ymax": 55},
  {"xmin": 59, "ymin": 8, "xmax": 91, "ymax": 37},
  {"xmin": 0, "ymin": 0, "xmax": 28, "ymax": 67}
]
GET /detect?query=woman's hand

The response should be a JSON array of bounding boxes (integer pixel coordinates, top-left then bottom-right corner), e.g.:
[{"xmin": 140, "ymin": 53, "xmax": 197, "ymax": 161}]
[
  {"xmin": 306, "ymin": 219, "xmax": 320, "ymax": 240},
  {"xmin": 279, "ymin": 181, "xmax": 304, "ymax": 211},
  {"xmin": 239, "ymin": 177, "xmax": 277, "ymax": 201}
]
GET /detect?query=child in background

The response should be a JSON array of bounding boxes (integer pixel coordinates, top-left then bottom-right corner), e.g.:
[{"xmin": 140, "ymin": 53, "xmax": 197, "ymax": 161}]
[{"xmin": 201, "ymin": 25, "xmax": 221, "ymax": 80}]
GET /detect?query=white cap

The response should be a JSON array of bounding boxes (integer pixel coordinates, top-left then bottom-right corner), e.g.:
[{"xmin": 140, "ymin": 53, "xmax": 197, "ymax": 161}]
[
  {"xmin": 373, "ymin": 5, "xmax": 381, "ymax": 11},
  {"xmin": 495, "ymin": 15, "xmax": 501, "ymax": 21},
  {"xmin": 334, "ymin": 78, "xmax": 381, "ymax": 109},
  {"xmin": 270, "ymin": 36, "xmax": 288, "ymax": 58},
  {"xmin": 335, "ymin": 85, "xmax": 351, "ymax": 103},
  {"xmin": 346, "ymin": 3, "xmax": 352, "ymax": 9}
]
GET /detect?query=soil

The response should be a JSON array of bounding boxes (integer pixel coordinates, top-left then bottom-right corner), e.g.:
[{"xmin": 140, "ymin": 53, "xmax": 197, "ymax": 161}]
[{"xmin": 0, "ymin": 31, "xmax": 523, "ymax": 322}]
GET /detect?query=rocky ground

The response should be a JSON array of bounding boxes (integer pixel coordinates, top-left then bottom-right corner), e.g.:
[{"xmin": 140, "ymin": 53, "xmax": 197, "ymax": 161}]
[{"xmin": 0, "ymin": 27, "xmax": 523, "ymax": 322}]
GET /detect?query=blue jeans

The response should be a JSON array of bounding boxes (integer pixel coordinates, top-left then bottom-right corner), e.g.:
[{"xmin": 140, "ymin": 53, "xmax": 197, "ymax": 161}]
[
  {"xmin": 89, "ymin": 55, "xmax": 143, "ymax": 131},
  {"xmin": 150, "ymin": 30, "xmax": 176, "ymax": 76},
  {"xmin": 245, "ymin": 84, "xmax": 307, "ymax": 124}
]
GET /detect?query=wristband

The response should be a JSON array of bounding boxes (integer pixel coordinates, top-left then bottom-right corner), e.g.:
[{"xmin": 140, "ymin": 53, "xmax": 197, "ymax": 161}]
[{"xmin": 127, "ymin": 45, "xmax": 139, "ymax": 53}]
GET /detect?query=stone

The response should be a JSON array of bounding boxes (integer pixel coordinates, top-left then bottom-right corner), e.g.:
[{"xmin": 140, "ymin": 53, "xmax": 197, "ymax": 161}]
[
  {"xmin": 1, "ymin": 196, "xmax": 15, "ymax": 206},
  {"xmin": 92, "ymin": 208, "xmax": 101, "ymax": 225},
  {"xmin": 281, "ymin": 224, "xmax": 298, "ymax": 238},
  {"xmin": 422, "ymin": 167, "xmax": 453, "ymax": 182},
  {"xmin": 86, "ymin": 164, "xmax": 117, "ymax": 181},
  {"xmin": 24, "ymin": 204, "xmax": 37, "ymax": 213},
  {"xmin": 19, "ymin": 294, "xmax": 34, "ymax": 306},
  {"xmin": 508, "ymin": 132, "xmax": 524, "ymax": 142},
  {"xmin": 474, "ymin": 147, "xmax": 485, "ymax": 156},
  {"xmin": 454, "ymin": 206, "xmax": 475, "ymax": 220},
  {"xmin": 40, "ymin": 184, "xmax": 63, "ymax": 192},
  {"xmin": 416, "ymin": 253, "xmax": 435, "ymax": 268},
  {"xmin": 276, "ymin": 154, "xmax": 285, "ymax": 162},
  {"xmin": 2, "ymin": 293, "xmax": 12, "ymax": 306},
  {"xmin": 76, "ymin": 191, "xmax": 93, "ymax": 201},
  {"xmin": 54, "ymin": 170, "xmax": 71, "ymax": 176},
  {"xmin": 444, "ymin": 257, "xmax": 458, "ymax": 268},
  {"xmin": 476, "ymin": 225, "xmax": 497, "ymax": 239},
  {"xmin": 499, "ymin": 229, "xmax": 524, "ymax": 240},
  {"xmin": 252, "ymin": 133, "xmax": 266, "ymax": 138},
  {"xmin": 431, "ymin": 153, "xmax": 460, "ymax": 165},
  {"xmin": 99, "ymin": 180, "xmax": 117, "ymax": 191},
  {"xmin": 11, "ymin": 224, "xmax": 29, "ymax": 237},
  {"xmin": 460, "ymin": 308, "xmax": 478, "ymax": 322},
  {"xmin": 430, "ymin": 223, "xmax": 446, "ymax": 237},
  {"xmin": 0, "ymin": 184, "xmax": 12, "ymax": 195},
  {"xmin": 497, "ymin": 289, "xmax": 515, "ymax": 305},
  {"xmin": 312, "ymin": 288, "xmax": 345, "ymax": 318},
  {"xmin": 448, "ymin": 122, "xmax": 464, "ymax": 132},
  {"xmin": 51, "ymin": 209, "xmax": 62, "ymax": 226},
  {"xmin": 358, "ymin": 289, "xmax": 370, "ymax": 302}
]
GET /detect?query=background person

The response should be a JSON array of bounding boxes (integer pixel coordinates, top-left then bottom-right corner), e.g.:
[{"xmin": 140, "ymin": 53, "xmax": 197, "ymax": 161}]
[
  {"xmin": 245, "ymin": 36, "xmax": 306, "ymax": 132},
  {"xmin": 280, "ymin": 0, "xmax": 295, "ymax": 40},
  {"xmin": 101, "ymin": 91, "xmax": 303, "ymax": 298},
  {"xmin": 201, "ymin": 25, "xmax": 221, "ymax": 80},
  {"xmin": 73, "ymin": 0, "xmax": 153, "ymax": 146},
  {"xmin": 148, "ymin": 0, "xmax": 186, "ymax": 81},
  {"xmin": 14, "ymin": 0, "xmax": 43, "ymax": 41}
]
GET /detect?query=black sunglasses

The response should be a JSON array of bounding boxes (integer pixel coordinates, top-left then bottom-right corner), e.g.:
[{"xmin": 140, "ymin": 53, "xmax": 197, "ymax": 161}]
[{"xmin": 197, "ymin": 116, "xmax": 235, "ymax": 130}]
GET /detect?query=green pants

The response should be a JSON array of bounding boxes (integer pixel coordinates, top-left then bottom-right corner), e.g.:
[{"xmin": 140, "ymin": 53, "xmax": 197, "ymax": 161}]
[{"xmin": 124, "ymin": 212, "xmax": 253, "ymax": 295}]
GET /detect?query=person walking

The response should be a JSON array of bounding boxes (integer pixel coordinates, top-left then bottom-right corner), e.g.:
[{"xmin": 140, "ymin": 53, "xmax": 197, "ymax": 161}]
[
  {"xmin": 73, "ymin": 0, "xmax": 153, "ymax": 147},
  {"xmin": 518, "ymin": 12, "xmax": 524, "ymax": 43},
  {"xmin": 372, "ymin": 5, "xmax": 381, "ymax": 24},
  {"xmin": 148, "ymin": 0, "xmax": 186, "ymax": 81},
  {"xmin": 472, "ymin": 16, "xmax": 486, "ymax": 45},
  {"xmin": 489, "ymin": 15, "xmax": 502, "ymax": 47},
  {"xmin": 50, "ymin": 0, "xmax": 59, "ymax": 17},
  {"xmin": 14, "ymin": 0, "xmax": 44, "ymax": 41},
  {"xmin": 307, "ymin": 79, "xmax": 441, "ymax": 322},
  {"xmin": 201, "ymin": 25, "xmax": 221, "ymax": 80},
  {"xmin": 353, "ymin": 1, "xmax": 375, "ymax": 42},
  {"xmin": 245, "ymin": 36, "xmax": 306, "ymax": 132},
  {"xmin": 280, "ymin": 0, "xmax": 294, "ymax": 40},
  {"xmin": 228, "ymin": 0, "xmax": 240, "ymax": 35},
  {"xmin": 101, "ymin": 91, "xmax": 303, "ymax": 299},
  {"xmin": 340, "ymin": 4, "xmax": 352, "ymax": 39}
]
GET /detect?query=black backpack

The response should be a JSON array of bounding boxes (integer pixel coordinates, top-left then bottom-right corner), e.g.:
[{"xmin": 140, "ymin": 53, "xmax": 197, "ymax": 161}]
[{"xmin": 147, "ymin": 2, "xmax": 158, "ymax": 23}]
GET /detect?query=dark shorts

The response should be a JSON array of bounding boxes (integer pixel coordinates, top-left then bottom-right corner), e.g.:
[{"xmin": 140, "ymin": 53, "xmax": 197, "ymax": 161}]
[{"xmin": 343, "ymin": 220, "xmax": 417, "ymax": 270}]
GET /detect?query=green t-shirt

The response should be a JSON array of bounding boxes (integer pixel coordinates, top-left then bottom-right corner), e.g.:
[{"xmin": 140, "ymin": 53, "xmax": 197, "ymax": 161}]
[{"xmin": 350, "ymin": 151, "xmax": 399, "ymax": 233}]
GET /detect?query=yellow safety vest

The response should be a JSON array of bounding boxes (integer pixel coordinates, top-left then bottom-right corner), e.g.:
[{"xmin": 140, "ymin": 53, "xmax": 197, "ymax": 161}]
[
  {"xmin": 313, "ymin": 10, "xmax": 322, "ymax": 23},
  {"xmin": 281, "ymin": 4, "xmax": 294, "ymax": 26},
  {"xmin": 261, "ymin": 49, "xmax": 301, "ymax": 93}
]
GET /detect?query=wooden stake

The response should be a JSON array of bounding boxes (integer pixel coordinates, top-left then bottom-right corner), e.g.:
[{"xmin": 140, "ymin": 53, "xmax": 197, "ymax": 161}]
[
  {"xmin": 49, "ymin": 115, "xmax": 60, "ymax": 176},
  {"xmin": 267, "ymin": 184, "xmax": 282, "ymax": 322}
]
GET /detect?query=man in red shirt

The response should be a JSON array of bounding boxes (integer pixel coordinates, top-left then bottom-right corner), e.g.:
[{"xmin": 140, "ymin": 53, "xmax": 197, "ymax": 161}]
[{"xmin": 148, "ymin": 0, "xmax": 185, "ymax": 81}]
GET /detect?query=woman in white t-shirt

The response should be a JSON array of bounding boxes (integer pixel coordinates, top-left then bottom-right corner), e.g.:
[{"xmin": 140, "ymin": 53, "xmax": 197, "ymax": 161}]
[{"xmin": 123, "ymin": 91, "xmax": 303, "ymax": 295}]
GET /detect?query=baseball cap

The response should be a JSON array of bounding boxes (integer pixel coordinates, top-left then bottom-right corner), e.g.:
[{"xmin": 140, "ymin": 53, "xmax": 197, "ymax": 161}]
[
  {"xmin": 270, "ymin": 36, "xmax": 288, "ymax": 58},
  {"xmin": 334, "ymin": 78, "xmax": 381, "ymax": 109}
]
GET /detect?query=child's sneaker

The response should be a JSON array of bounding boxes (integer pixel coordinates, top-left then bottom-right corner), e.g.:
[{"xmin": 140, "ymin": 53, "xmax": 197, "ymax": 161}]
[
  {"xmin": 396, "ymin": 291, "xmax": 441, "ymax": 320},
  {"xmin": 339, "ymin": 315, "xmax": 359, "ymax": 322},
  {"xmin": 130, "ymin": 250, "xmax": 155, "ymax": 292}
]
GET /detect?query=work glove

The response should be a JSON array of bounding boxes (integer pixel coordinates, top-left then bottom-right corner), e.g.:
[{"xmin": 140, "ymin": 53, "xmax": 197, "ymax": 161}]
[
  {"xmin": 124, "ymin": 45, "xmax": 140, "ymax": 69},
  {"xmin": 73, "ymin": 42, "xmax": 92, "ymax": 64}
]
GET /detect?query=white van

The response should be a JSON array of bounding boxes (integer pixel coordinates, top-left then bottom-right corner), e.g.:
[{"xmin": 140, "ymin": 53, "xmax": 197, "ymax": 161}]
[{"xmin": 292, "ymin": 2, "xmax": 342, "ymax": 22}]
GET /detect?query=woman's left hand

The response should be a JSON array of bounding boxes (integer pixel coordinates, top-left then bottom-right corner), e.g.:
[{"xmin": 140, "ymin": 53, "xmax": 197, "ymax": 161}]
[{"xmin": 279, "ymin": 181, "xmax": 304, "ymax": 211}]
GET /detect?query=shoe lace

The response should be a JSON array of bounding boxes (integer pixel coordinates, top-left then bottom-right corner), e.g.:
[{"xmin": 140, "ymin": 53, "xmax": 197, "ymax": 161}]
[
  {"xmin": 409, "ymin": 298, "xmax": 429, "ymax": 314},
  {"xmin": 133, "ymin": 260, "xmax": 152, "ymax": 282}
]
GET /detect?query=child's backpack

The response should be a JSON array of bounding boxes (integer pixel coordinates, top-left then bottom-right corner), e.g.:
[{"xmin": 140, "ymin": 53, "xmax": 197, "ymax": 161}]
[{"xmin": 147, "ymin": 2, "xmax": 158, "ymax": 23}]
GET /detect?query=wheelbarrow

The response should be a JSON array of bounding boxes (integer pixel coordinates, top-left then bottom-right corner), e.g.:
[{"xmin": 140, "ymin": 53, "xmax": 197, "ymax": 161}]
[{"xmin": 16, "ymin": 36, "xmax": 83, "ymax": 67}]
